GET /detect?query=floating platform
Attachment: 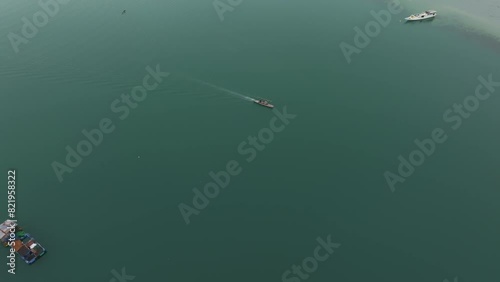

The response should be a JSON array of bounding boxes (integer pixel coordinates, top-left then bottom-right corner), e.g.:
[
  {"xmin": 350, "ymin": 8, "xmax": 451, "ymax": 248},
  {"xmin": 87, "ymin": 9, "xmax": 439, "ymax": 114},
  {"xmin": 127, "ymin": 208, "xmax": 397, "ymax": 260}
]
[{"xmin": 1, "ymin": 220, "xmax": 46, "ymax": 265}]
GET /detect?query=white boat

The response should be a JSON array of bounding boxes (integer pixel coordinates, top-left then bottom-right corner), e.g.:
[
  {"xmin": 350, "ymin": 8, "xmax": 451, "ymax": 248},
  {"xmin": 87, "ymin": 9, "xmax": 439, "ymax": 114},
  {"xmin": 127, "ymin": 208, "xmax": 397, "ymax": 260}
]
[{"xmin": 405, "ymin": 10, "xmax": 437, "ymax": 21}]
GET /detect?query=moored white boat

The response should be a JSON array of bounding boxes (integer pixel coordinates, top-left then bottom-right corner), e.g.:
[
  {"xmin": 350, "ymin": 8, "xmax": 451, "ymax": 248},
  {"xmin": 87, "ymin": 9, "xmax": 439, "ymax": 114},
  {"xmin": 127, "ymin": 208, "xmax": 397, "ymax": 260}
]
[{"xmin": 405, "ymin": 10, "xmax": 437, "ymax": 21}]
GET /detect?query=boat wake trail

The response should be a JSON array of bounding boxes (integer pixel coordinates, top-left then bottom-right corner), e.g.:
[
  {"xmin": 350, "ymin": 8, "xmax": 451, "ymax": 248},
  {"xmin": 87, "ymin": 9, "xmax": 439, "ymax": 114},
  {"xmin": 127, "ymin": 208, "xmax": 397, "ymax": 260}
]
[{"xmin": 190, "ymin": 78, "xmax": 256, "ymax": 102}]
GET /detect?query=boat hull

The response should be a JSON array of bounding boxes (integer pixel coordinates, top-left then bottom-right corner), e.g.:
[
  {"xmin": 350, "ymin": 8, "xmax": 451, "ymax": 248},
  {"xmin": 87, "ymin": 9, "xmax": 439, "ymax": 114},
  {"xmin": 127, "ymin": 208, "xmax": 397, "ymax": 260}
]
[
  {"xmin": 405, "ymin": 16, "xmax": 436, "ymax": 21},
  {"xmin": 405, "ymin": 12, "xmax": 436, "ymax": 21},
  {"xmin": 253, "ymin": 101, "xmax": 274, "ymax": 109},
  {"xmin": 254, "ymin": 101, "xmax": 274, "ymax": 109}
]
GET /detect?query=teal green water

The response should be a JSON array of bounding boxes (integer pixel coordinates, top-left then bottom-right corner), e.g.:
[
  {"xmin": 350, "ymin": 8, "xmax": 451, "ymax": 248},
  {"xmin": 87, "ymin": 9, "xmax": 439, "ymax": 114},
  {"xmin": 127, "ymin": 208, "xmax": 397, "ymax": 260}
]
[{"xmin": 1, "ymin": 1, "xmax": 500, "ymax": 282}]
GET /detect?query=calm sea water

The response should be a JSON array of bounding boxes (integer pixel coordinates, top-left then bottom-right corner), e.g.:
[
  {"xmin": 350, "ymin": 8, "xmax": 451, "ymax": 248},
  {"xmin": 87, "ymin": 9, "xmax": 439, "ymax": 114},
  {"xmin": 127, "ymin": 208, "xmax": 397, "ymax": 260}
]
[{"xmin": 1, "ymin": 1, "xmax": 500, "ymax": 282}]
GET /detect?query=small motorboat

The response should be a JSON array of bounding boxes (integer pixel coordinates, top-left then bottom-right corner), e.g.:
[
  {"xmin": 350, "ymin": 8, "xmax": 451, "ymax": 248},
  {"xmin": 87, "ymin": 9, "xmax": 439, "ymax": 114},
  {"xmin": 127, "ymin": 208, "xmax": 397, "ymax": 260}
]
[
  {"xmin": 254, "ymin": 97, "xmax": 274, "ymax": 109},
  {"xmin": 405, "ymin": 10, "xmax": 437, "ymax": 21}
]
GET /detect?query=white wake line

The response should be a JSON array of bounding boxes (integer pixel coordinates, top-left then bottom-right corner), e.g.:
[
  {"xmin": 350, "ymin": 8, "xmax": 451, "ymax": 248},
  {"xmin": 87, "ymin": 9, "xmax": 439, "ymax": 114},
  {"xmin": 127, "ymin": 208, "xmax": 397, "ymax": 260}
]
[{"xmin": 190, "ymin": 78, "xmax": 257, "ymax": 102}]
